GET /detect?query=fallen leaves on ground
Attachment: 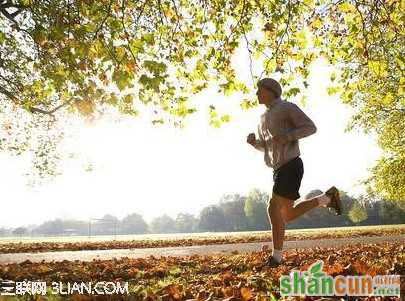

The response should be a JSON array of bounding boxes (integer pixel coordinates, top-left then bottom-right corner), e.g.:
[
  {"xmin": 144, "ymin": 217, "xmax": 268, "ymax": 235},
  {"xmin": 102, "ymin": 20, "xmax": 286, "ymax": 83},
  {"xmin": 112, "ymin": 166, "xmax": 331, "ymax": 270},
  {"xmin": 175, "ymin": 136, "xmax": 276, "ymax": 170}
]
[{"xmin": 0, "ymin": 242, "xmax": 403, "ymax": 301}]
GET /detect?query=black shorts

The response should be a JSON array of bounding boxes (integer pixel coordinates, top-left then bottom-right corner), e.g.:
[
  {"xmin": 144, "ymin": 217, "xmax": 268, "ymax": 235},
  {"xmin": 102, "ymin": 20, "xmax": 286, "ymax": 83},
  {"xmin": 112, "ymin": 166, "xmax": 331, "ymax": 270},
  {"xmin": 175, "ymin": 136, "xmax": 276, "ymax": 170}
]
[{"xmin": 273, "ymin": 156, "xmax": 304, "ymax": 200}]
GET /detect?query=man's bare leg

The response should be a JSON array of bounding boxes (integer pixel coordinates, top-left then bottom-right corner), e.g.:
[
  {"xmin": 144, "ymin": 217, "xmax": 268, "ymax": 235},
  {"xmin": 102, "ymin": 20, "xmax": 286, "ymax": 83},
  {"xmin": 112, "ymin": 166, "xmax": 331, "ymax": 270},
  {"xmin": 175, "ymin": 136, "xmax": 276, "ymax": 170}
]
[
  {"xmin": 264, "ymin": 188, "xmax": 342, "ymax": 265},
  {"xmin": 267, "ymin": 193, "xmax": 290, "ymax": 262},
  {"xmin": 266, "ymin": 191, "xmax": 331, "ymax": 264},
  {"xmin": 283, "ymin": 190, "xmax": 330, "ymax": 223}
]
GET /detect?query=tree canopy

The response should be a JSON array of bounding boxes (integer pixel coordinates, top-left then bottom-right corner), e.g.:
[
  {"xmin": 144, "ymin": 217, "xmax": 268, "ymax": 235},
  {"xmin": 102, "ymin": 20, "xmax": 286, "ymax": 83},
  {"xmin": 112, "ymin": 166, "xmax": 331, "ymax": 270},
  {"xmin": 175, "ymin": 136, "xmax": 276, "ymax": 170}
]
[{"xmin": 0, "ymin": 0, "xmax": 403, "ymax": 201}]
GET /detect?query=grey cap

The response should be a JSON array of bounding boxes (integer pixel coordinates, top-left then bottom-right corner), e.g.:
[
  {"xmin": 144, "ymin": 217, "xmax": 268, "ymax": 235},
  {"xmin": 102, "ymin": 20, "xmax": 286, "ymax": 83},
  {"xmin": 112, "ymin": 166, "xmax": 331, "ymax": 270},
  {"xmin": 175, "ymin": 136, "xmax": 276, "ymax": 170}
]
[{"xmin": 257, "ymin": 78, "xmax": 282, "ymax": 97}]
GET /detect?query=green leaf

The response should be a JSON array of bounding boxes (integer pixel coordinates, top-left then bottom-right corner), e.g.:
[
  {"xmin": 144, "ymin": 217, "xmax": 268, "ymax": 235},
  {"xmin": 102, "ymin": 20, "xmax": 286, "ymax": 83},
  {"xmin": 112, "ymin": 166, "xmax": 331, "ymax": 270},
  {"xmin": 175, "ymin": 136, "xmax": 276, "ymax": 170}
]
[
  {"xmin": 327, "ymin": 86, "xmax": 341, "ymax": 96},
  {"xmin": 152, "ymin": 118, "xmax": 164, "ymax": 125},
  {"xmin": 309, "ymin": 261, "xmax": 322, "ymax": 275},
  {"xmin": 313, "ymin": 272, "xmax": 325, "ymax": 278},
  {"xmin": 142, "ymin": 33, "xmax": 155, "ymax": 45},
  {"xmin": 240, "ymin": 99, "xmax": 257, "ymax": 110},
  {"xmin": 143, "ymin": 60, "xmax": 167, "ymax": 75},
  {"xmin": 0, "ymin": 32, "xmax": 6, "ymax": 43},
  {"xmin": 113, "ymin": 69, "xmax": 132, "ymax": 91},
  {"xmin": 221, "ymin": 114, "xmax": 231, "ymax": 123},
  {"xmin": 123, "ymin": 94, "xmax": 133, "ymax": 103},
  {"xmin": 311, "ymin": 18, "xmax": 322, "ymax": 30},
  {"xmin": 338, "ymin": 2, "xmax": 355, "ymax": 13},
  {"xmin": 129, "ymin": 39, "xmax": 144, "ymax": 53},
  {"xmin": 300, "ymin": 95, "xmax": 307, "ymax": 107}
]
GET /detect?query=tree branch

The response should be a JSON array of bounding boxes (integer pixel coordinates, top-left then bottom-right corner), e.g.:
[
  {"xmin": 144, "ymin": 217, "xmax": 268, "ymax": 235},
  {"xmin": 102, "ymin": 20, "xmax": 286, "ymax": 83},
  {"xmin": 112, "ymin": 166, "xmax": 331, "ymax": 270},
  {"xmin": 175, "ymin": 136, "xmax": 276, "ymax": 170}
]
[
  {"xmin": 120, "ymin": 0, "xmax": 139, "ymax": 67},
  {"xmin": 260, "ymin": 0, "xmax": 293, "ymax": 79},
  {"xmin": 0, "ymin": 84, "xmax": 72, "ymax": 116},
  {"xmin": 0, "ymin": 1, "xmax": 29, "ymax": 22},
  {"xmin": 0, "ymin": 85, "xmax": 18, "ymax": 102},
  {"xmin": 92, "ymin": 0, "xmax": 113, "ymax": 40},
  {"xmin": 29, "ymin": 101, "xmax": 73, "ymax": 115},
  {"xmin": 0, "ymin": 1, "xmax": 29, "ymax": 10}
]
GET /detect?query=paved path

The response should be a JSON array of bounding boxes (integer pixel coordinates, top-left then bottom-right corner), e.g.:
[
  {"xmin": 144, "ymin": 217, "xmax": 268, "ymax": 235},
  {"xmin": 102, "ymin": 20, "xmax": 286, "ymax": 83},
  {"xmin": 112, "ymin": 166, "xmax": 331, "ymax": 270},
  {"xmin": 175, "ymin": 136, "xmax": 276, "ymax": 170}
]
[{"xmin": 0, "ymin": 235, "xmax": 403, "ymax": 264}]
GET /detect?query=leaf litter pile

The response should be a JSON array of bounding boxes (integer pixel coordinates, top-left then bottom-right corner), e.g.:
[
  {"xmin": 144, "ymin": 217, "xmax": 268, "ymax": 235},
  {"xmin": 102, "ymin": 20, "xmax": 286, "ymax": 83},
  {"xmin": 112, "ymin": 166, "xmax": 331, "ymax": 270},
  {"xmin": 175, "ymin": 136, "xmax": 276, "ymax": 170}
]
[
  {"xmin": 0, "ymin": 242, "xmax": 403, "ymax": 301},
  {"xmin": 1, "ymin": 226, "xmax": 404, "ymax": 254}
]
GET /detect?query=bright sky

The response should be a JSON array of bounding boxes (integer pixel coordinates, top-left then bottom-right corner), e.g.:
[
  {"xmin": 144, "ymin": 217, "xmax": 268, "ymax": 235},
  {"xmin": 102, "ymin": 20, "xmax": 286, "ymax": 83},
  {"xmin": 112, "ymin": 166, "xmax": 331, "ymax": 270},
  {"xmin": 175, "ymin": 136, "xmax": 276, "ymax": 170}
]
[{"xmin": 0, "ymin": 55, "xmax": 382, "ymax": 228}]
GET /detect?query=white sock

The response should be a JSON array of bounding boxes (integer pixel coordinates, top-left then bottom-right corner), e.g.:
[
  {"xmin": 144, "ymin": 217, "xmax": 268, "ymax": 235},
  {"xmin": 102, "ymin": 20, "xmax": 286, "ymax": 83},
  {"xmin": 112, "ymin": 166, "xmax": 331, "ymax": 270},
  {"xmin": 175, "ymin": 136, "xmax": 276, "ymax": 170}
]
[
  {"xmin": 317, "ymin": 193, "xmax": 331, "ymax": 207},
  {"xmin": 272, "ymin": 249, "xmax": 283, "ymax": 262}
]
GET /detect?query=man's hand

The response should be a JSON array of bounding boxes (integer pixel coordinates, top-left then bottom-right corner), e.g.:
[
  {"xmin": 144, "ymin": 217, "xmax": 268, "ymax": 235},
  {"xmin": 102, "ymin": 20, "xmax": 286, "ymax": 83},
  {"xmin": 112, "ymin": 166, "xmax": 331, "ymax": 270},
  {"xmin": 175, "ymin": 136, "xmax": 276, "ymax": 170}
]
[
  {"xmin": 247, "ymin": 133, "xmax": 256, "ymax": 145},
  {"xmin": 272, "ymin": 134, "xmax": 289, "ymax": 145}
]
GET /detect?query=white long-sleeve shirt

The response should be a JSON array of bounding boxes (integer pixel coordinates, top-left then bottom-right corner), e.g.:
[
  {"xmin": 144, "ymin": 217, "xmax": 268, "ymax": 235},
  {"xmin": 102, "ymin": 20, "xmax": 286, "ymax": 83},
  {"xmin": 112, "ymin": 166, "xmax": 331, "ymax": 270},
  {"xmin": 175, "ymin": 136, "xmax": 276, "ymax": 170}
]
[{"xmin": 253, "ymin": 97, "xmax": 317, "ymax": 170}]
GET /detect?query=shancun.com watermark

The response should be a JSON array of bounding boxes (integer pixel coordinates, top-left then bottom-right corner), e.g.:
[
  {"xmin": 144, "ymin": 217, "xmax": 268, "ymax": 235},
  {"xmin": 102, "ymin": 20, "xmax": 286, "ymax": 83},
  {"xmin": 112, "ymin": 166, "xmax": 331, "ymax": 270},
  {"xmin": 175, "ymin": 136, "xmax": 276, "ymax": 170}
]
[{"xmin": 280, "ymin": 260, "xmax": 400, "ymax": 297}]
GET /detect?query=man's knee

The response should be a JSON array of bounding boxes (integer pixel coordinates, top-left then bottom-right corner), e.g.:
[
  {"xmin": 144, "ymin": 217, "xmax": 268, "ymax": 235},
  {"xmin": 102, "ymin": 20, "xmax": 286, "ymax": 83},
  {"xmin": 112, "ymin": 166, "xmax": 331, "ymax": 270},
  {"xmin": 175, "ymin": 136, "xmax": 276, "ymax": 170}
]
[
  {"xmin": 269, "ymin": 194, "xmax": 292, "ymax": 223},
  {"xmin": 268, "ymin": 197, "xmax": 277, "ymax": 211}
]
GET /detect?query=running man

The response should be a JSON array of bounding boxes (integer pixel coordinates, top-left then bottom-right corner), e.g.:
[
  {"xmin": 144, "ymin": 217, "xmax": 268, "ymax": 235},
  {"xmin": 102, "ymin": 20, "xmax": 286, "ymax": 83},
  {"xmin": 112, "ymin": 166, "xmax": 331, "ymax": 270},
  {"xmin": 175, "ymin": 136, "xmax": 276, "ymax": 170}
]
[{"xmin": 246, "ymin": 78, "xmax": 342, "ymax": 267}]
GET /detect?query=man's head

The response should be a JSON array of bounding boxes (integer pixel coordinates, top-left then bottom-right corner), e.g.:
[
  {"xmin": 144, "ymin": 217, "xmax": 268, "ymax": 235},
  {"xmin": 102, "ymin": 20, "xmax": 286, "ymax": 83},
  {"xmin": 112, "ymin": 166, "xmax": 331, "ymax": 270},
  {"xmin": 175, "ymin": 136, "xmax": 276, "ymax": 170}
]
[{"xmin": 256, "ymin": 78, "xmax": 282, "ymax": 106}]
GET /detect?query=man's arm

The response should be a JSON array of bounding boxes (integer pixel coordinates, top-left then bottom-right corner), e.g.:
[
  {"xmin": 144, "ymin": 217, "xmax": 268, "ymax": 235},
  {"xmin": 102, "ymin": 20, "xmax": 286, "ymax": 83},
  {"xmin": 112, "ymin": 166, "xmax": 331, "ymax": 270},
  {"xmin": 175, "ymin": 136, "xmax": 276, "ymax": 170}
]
[
  {"xmin": 252, "ymin": 140, "xmax": 266, "ymax": 152},
  {"xmin": 252, "ymin": 125, "xmax": 266, "ymax": 152},
  {"xmin": 285, "ymin": 103, "xmax": 317, "ymax": 141}
]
